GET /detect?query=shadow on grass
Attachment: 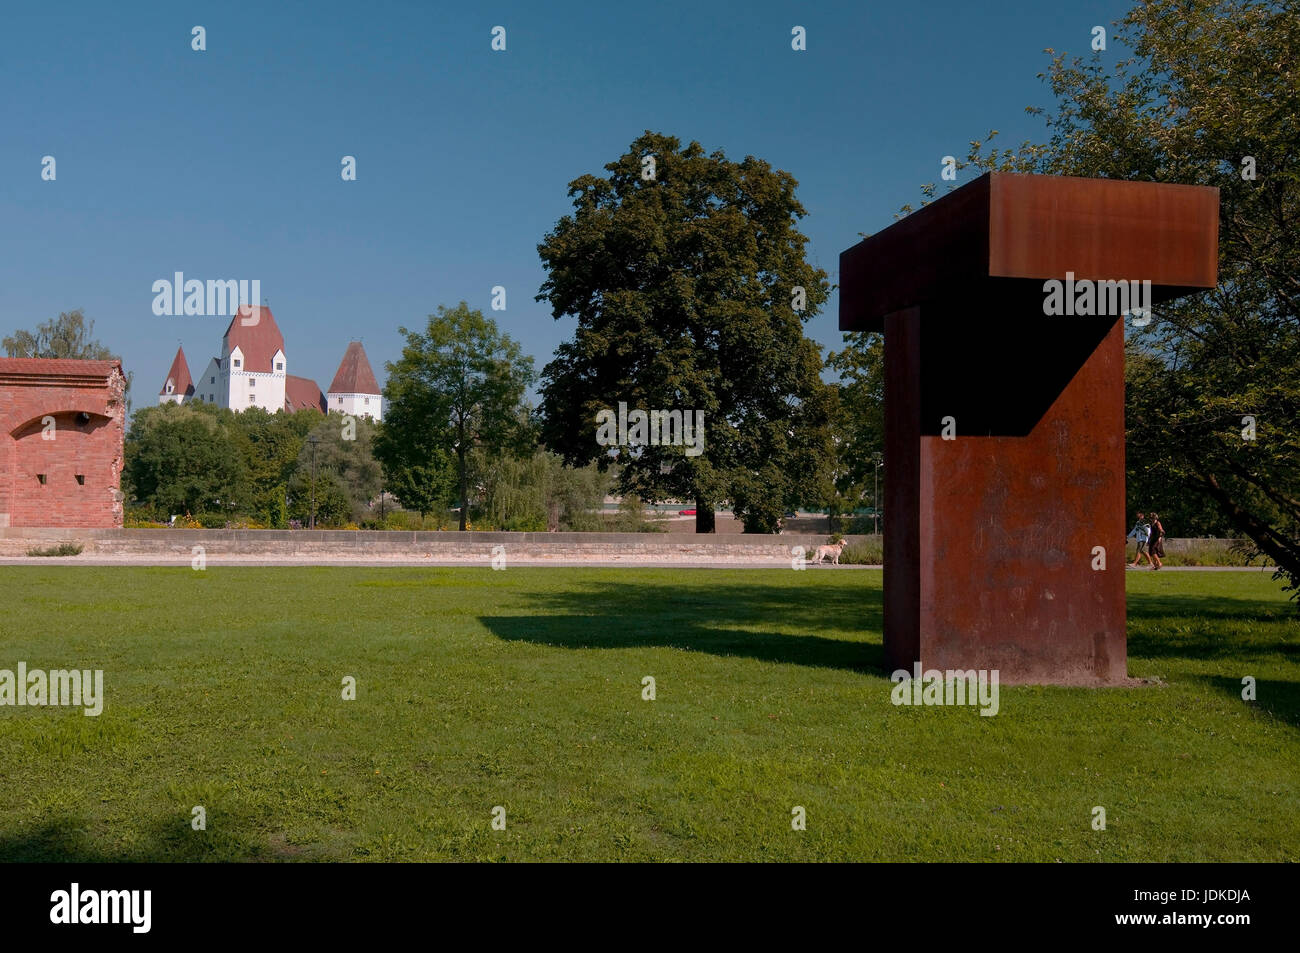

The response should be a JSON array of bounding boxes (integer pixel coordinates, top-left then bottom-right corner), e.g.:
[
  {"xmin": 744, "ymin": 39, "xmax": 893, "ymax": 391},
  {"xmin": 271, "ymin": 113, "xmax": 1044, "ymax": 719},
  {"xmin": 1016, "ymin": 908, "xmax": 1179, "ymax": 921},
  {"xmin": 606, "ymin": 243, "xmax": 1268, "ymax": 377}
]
[
  {"xmin": 481, "ymin": 577, "xmax": 885, "ymax": 675},
  {"xmin": 0, "ymin": 815, "xmax": 284, "ymax": 863},
  {"xmin": 1127, "ymin": 592, "xmax": 1299, "ymax": 661},
  {"xmin": 1197, "ymin": 674, "xmax": 1300, "ymax": 731}
]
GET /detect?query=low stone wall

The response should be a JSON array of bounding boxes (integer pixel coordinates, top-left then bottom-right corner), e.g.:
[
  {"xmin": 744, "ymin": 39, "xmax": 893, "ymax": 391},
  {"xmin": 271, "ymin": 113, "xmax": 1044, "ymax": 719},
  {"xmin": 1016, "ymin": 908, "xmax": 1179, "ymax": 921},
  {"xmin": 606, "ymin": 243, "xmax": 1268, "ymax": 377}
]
[
  {"xmin": 0, "ymin": 527, "xmax": 856, "ymax": 562},
  {"xmin": 0, "ymin": 527, "xmax": 1248, "ymax": 564}
]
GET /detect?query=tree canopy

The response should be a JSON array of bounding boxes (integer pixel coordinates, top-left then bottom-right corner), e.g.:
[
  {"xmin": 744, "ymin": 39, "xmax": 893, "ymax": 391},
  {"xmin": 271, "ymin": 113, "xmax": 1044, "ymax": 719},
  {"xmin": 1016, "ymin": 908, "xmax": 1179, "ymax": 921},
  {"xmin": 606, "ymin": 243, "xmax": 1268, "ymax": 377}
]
[
  {"xmin": 375, "ymin": 302, "xmax": 535, "ymax": 530},
  {"xmin": 536, "ymin": 131, "xmax": 834, "ymax": 532}
]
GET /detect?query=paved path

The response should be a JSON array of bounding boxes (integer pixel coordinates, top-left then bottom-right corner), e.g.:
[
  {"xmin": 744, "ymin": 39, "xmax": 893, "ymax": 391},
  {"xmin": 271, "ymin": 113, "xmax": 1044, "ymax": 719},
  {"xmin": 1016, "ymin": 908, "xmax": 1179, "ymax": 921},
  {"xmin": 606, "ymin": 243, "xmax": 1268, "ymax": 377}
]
[{"xmin": 0, "ymin": 556, "xmax": 1277, "ymax": 570}]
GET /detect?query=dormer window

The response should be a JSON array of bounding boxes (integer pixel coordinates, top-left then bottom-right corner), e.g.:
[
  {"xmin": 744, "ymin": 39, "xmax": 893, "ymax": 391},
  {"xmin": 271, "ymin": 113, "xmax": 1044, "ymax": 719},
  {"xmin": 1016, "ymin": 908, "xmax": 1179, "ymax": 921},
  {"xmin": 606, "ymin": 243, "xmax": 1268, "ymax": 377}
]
[
  {"xmin": 276, "ymin": 362, "xmax": 283, "ymax": 371},
  {"xmin": 166, "ymin": 382, "xmax": 174, "ymax": 394},
  {"xmin": 233, "ymin": 359, "xmax": 241, "ymax": 368}
]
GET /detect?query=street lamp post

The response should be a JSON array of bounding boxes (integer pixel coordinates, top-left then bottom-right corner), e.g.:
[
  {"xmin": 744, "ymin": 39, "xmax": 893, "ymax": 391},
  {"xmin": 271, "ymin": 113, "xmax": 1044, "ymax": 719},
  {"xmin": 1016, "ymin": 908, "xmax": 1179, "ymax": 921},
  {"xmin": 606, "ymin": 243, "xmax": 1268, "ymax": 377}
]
[
  {"xmin": 873, "ymin": 452, "xmax": 883, "ymax": 536},
  {"xmin": 308, "ymin": 436, "xmax": 320, "ymax": 530}
]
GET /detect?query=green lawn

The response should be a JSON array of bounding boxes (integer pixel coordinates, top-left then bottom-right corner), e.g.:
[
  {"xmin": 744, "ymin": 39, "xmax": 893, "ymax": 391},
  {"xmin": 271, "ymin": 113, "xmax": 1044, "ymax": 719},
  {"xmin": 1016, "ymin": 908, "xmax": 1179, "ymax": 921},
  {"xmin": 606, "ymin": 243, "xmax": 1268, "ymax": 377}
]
[{"xmin": 0, "ymin": 567, "xmax": 1296, "ymax": 861}]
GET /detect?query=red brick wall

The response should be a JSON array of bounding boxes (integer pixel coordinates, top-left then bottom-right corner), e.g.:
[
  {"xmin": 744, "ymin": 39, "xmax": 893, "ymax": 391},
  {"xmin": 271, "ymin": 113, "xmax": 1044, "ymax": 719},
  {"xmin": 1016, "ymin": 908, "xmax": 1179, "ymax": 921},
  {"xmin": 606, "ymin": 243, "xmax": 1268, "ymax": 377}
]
[{"xmin": 0, "ymin": 366, "xmax": 126, "ymax": 528}]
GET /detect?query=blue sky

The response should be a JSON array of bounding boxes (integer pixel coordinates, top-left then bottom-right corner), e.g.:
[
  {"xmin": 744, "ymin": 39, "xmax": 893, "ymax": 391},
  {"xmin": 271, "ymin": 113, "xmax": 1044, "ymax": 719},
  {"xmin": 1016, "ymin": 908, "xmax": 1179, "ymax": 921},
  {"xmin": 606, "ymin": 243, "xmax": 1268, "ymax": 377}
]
[{"xmin": 1, "ymin": 0, "xmax": 1127, "ymax": 404}]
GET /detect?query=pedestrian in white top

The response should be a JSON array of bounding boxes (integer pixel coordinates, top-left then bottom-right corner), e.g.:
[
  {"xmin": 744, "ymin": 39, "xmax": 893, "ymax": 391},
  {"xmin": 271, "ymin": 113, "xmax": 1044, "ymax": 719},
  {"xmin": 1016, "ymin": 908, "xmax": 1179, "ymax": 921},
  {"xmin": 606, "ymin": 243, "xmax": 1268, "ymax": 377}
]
[{"xmin": 1128, "ymin": 512, "xmax": 1152, "ymax": 568}]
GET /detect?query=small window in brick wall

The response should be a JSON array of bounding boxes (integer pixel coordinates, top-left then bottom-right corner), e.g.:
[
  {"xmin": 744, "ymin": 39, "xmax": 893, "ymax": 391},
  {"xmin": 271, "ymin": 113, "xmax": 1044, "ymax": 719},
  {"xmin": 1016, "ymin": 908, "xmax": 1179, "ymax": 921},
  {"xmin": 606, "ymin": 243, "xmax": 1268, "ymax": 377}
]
[
  {"xmin": 37, "ymin": 474, "xmax": 46, "ymax": 485},
  {"xmin": 75, "ymin": 474, "xmax": 85, "ymax": 485}
]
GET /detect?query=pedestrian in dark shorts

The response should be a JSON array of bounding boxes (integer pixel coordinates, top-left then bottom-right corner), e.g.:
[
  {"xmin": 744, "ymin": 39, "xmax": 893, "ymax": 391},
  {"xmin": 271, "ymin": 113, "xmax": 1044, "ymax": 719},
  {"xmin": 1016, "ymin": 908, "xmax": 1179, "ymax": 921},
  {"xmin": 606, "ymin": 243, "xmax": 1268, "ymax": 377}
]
[{"xmin": 1149, "ymin": 513, "xmax": 1165, "ymax": 569}]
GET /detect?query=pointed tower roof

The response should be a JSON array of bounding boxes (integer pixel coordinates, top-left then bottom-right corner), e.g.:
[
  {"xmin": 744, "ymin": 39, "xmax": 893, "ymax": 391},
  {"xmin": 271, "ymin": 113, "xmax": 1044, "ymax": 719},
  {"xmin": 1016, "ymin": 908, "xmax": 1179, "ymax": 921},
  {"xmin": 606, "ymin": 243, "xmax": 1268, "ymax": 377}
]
[
  {"xmin": 159, "ymin": 345, "xmax": 195, "ymax": 397},
  {"xmin": 327, "ymin": 340, "xmax": 381, "ymax": 395},
  {"xmin": 222, "ymin": 305, "xmax": 285, "ymax": 373}
]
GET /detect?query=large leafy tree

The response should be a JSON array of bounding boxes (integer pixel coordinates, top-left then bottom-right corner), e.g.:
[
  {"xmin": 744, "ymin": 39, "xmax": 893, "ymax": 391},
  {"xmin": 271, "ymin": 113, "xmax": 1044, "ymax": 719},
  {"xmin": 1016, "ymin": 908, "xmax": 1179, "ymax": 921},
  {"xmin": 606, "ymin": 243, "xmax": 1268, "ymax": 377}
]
[
  {"xmin": 288, "ymin": 416, "xmax": 383, "ymax": 524},
  {"xmin": 825, "ymin": 332, "xmax": 885, "ymax": 530},
  {"xmin": 4, "ymin": 309, "xmax": 135, "ymax": 410},
  {"xmin": 3, "ymin": 309, "xmax": 114, "ymax": 360},
  {"xmin": 930, "ymin": 0, "xmax": 1298, "ymax": 598},
  {"xmin": 536, "ymin": 131, "xmax": 834, "ymax": 533},
  {"xmin": 123, "ymin": 402, "xmax": 248, "ymax": 515},
  {"xmin": 225, "ymin": 406, "xmax": 314, "ymax": 523},
  {"xmin": 375, "ymin": 302, "xmax": 535, "ymax": 530}
]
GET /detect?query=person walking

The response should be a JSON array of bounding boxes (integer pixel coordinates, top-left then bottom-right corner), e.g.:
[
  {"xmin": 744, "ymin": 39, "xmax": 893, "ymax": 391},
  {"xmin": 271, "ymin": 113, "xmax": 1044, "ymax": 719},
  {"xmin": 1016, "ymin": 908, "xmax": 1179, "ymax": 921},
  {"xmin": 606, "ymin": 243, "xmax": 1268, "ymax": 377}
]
[
  {"xmin": 1148, "ymin": 513, "xmax": 1165, "ymax": 570},
  {"xmin": 1127, "ymin": 512, "xmax": 1151, "ymax": 568}
]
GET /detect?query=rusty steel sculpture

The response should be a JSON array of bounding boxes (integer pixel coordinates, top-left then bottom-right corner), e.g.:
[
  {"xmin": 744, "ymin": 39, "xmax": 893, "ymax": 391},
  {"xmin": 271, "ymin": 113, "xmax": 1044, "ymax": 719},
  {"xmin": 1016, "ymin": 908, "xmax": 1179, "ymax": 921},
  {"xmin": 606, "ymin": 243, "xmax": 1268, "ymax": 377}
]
[{"xmin": 839, "ymin": 172, "xmax": 1219, "ymax": 684}]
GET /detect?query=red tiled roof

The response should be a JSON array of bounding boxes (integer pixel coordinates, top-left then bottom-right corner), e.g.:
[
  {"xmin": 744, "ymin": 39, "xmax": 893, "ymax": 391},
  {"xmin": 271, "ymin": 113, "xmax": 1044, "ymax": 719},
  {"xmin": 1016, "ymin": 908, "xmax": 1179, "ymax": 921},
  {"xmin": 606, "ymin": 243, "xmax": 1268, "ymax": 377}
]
[
  {"xmin": 284, "ymin": 375, "xmax": 326, "ymax": 413},
  {"xmin": 327, "ymin": 341, "xmax": 381, "ymax": 395},
  {"xmin": 0, "ymin": 357, "xmax": 123, "ymax": 382},
  {"xmin": 223, "ymin": 305, "xmax": 285, "ymax": 373},
  {"xmin": 159, "ymin": 346, "xmax": 195, "ymax": 397}
]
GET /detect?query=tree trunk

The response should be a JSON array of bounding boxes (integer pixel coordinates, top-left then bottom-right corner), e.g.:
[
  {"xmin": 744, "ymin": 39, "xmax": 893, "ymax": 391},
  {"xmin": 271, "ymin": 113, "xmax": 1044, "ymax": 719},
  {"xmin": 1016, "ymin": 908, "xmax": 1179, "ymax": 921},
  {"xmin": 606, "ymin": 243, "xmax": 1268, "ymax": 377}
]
[
  {"xmin": 458, "ymin": 448, "xmax": 468, "ymax": 531},
  {"xmin": 695, "ymin": 500, "xmax": 715, "ymax": 534}
]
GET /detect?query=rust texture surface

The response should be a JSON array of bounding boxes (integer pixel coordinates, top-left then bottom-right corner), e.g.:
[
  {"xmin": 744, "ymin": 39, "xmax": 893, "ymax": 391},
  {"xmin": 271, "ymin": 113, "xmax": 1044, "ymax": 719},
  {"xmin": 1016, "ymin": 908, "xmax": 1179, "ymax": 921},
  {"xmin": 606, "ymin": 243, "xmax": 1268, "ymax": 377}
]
[
  {"xmin": 840, "ymin": 172, "xmax": 1219, "ymax": 334},
  {"xmin": 842, "ymin": 173, "xmax": 1219, "ymax": 685}
]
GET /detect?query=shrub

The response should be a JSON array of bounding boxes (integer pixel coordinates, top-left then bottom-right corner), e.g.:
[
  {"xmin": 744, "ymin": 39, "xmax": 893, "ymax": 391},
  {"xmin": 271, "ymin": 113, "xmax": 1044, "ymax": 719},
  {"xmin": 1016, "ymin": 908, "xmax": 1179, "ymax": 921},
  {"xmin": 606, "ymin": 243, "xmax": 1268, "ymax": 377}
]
[
  {"xmin": 838, "ymin": 537, "xmax": 883, "ymax": 565},
  {"xmin": 26, "ymin": 542, "xmax": 84, "ymax": 557}
]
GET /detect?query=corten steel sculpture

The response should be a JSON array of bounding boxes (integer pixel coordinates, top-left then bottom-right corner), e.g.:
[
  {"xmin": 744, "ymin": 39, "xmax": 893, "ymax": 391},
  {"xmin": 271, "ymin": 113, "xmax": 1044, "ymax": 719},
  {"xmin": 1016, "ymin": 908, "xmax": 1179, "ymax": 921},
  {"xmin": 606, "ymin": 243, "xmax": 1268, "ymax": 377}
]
[{"xmin": 839, "ymin": 172, "xmax": 1219, "ymax": 684}]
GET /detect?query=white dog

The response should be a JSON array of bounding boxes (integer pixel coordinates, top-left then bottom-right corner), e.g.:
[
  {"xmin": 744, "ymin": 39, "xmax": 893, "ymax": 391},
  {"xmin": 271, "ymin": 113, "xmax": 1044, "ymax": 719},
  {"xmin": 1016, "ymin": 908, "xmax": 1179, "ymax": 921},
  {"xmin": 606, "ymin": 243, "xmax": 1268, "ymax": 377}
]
[{"xmin": 810, "ymin": 541, "xmax": 846, "ymax": 565}]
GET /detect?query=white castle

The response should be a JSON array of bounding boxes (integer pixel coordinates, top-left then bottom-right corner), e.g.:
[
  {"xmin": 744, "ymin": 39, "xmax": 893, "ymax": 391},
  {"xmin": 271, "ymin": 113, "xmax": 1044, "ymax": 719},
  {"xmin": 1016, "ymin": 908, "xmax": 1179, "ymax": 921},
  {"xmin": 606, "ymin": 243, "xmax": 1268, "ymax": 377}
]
[{"xmin": 158, "ymin": 305, "xmax": 382, "ymax": 420}]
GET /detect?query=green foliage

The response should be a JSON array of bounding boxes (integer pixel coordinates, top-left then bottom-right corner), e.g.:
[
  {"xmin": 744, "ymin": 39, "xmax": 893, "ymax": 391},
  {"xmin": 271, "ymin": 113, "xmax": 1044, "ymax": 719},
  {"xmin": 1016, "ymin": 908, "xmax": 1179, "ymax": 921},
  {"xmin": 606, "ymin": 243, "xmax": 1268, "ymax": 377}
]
[
  {"xmin": 225, "ymin": 407, "xmax": 309, "ymax": 522},
  {"xmin": 610, "ymin": 495, "xmax": 666, "ymax": 533},
  {"xmin": 287, "ymin": 469, "xmax": 352, "ymax": 527},
  {"xmin": 289, "ymin": 416, "xmax": 383, "ymax": 525},
  {"xmin": 123, "ymin": 402, "xmax": 248, "ymax": 515},
  {"xmin": 824, "ymin": 332, "xmax": 885, "ymax": 527},
  {"xmin": 123, "ymin": 399, "xmax": 394, "ymax": 529},
  {"xmin": 478, "ymin": 449, "xmax": 609, "ymax": 532},
  {"xmin": 376, "ymin": 303, "xmax": 535, "ymax": 530},
  {"xmin": 3, "ymin": 309, "xmax": 135, "ymax": 411},
  {"xmin": 536, "ymin": 131, "xmax": 835, "ymax": 533},
  {"xmin": 4, "ymin": 309, "xmax": 114, "ymax": 360},
  {"xmin": 384, "ymin": 459, "xmax": 455, "ymax": 520},
  {"xmin": 960, "ymin": 0, "xmax": 1300, "ymax": 600},
  {"xmin": 24, "ymin": 543, "xmax": 84, "ymax": 557}
]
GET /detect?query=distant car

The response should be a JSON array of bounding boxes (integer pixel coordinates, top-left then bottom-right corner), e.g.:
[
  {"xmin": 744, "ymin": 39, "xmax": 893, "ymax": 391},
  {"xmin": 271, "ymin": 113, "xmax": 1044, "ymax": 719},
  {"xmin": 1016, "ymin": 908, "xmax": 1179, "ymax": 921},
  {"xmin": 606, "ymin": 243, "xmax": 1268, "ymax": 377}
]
[{"xmin": 679, "ymin": 509, "xmax": 696, "ymax": 516}]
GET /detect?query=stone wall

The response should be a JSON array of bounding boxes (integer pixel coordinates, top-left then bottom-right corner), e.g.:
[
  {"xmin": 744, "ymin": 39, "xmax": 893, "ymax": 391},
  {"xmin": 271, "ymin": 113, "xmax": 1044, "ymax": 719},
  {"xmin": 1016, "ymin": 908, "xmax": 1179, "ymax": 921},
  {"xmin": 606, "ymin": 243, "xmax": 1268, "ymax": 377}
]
[{"xmin": 0, "ymin": 527, "xmax": 1248, "ymax": 563}]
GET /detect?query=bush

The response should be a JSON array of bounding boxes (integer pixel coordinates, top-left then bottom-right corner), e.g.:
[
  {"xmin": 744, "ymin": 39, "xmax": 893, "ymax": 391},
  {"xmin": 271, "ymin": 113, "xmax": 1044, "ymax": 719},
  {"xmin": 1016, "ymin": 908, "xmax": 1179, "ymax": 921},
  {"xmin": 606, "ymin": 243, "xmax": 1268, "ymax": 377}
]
[
  {"xmin": 26, "ymin": 542, "xmax": 84, "ymax": 557},
  {"xmin": 838, "ymin": 537, "xmax": 883, "ymax": 565}
]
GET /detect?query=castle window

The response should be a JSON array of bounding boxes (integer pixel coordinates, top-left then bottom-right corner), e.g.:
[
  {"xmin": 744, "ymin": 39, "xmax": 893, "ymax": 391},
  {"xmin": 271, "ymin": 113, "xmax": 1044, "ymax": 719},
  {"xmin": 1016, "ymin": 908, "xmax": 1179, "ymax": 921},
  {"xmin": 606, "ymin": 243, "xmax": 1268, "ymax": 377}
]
[
  {"xmin": 37, "ymin": 474, "xmax": 46, "ymax": 485},
  {"xmin": 337, "ymin": 397, "xmax": 343, "ymax": 404},
  {"xmin": 75, "ymin": 474, "xmax": 85, "ymax": 485},
  {"xmin": 364, "ymin": 397, "xmax": 370, "ymax": 405},
  {"xmin": 276, "ymin": 362, "xmax": 283, "ymax": 370},
  {"xmin": 210, "ymin": 376, "xmax": 215, "ymax": 383},
  {"xmin": 233, "ymin": 359, "xmax": 241, "ymax": 368},
  {"xmin": 166, "ymin": 382, "xmax": 174, "ymax": 394},
  {"xmin": 249, "ymin": 377, "xmax": 255, "ymax": 387}
]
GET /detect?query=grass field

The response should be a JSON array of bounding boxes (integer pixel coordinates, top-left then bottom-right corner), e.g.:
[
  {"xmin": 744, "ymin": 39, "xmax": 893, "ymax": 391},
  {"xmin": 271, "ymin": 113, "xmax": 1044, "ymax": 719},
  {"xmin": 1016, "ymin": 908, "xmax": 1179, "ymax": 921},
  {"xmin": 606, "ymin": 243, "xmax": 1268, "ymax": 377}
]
[{"xmin": 0, "ymin": 566, "xmax": 1296, "ymax": 862}]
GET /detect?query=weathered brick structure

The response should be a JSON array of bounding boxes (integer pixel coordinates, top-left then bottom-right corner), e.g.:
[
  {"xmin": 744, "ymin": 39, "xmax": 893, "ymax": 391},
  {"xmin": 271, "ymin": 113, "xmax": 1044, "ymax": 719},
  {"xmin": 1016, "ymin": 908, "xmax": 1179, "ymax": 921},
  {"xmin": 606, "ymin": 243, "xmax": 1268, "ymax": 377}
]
[{"xmin": 0, "ymin": 358, "xmax": 127, "ymax": 528}]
